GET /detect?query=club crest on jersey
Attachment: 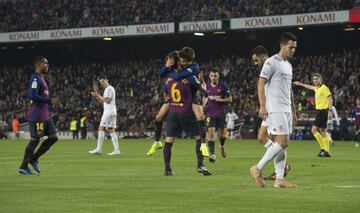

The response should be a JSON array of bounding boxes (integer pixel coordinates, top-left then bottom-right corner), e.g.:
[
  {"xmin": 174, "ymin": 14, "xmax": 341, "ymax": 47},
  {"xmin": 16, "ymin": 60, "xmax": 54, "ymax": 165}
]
[
  {"xmin": 31, "ymin": 79, "xmax": 38, "ymax": 89},
  {"xmin": 217, "ymin": 89, "xmax": 222, "ymax": 93}
]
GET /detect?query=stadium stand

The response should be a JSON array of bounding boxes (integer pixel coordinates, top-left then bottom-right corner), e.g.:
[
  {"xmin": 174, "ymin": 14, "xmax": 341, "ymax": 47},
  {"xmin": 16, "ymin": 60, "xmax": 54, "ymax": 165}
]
[{"xmin": 0, "ymin": 0, "xmax": 357, "ymax": 32}]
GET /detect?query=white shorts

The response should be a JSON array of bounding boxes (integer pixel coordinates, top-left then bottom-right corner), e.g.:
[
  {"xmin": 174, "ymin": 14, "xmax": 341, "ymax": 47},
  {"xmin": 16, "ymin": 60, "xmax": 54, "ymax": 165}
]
[
  {"xmin": 227, "ymin": 122, "xmax": 235, "ymax": 130},
  {"xmin": 100, "ymin": 113, "xmax": 117, "ymax": 129},
  {"xmin": 267, "ymin": 112, "xmax": 292, "ymax": 135},
  {"xmin": 260, "ymin": 119, "xmax": 268, "ymax": 127}
]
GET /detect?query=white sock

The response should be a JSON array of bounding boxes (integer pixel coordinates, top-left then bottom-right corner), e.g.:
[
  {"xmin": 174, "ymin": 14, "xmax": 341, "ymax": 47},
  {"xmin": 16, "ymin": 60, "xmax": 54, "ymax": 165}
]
[
  {"xmin": 264, "ymin": 139, "xmax": 273, "ymax": 149},
  {"xmin": 274, "ymin": 149, "xmax": 287, "ymax": 179},
  {"xmin": 110, "ymin": 132, "xmax": 119, "ymax": 152},
  {"xmin": 97, "ymin": 131, "xmax": 105, "ymax": 151},
  {"xmin": 257, "ymin": 143, "xmax": 284, "ymax": 170},
  {"xmin": 154, "ymin": 141, "xmax": 161, "ymax": 145}
]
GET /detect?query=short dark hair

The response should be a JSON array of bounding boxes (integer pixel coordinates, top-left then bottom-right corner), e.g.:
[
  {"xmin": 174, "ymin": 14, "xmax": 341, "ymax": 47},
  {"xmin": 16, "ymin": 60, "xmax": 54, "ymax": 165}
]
[
  {"xmin": 33, "ymin": 56, "xmax": 46, "ymax": 66},
  {"xmin": 312, "ymin": 73, "xmax": 322, "ymax": 79},
  {"xmin": 165, "ymin": 50, "xmax": 179, "ymax": 68},
  {"xmin": 178, "ymin": 47, "xmax": 195, "ymax": 62},
  {"xmin": 210, "ymin": 68, "xmax": 219, "ymax": 73},
  {"xmin": 99, "ymin": 75, "xmax": 108, "ymax": 81},
  {"xmin": 251, "ymin": 45, "xmax": 268, "ymax": 56},
  {"xmin": 279, "ymin": 32, "xmax": 297, "ymax": 45}
]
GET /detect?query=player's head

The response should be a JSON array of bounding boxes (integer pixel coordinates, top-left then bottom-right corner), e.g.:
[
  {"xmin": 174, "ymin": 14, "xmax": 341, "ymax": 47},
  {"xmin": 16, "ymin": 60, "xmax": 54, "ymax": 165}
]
[
  {"xmin": 165, "ymin": 50, "xmax": 179, "ymax": 69},
  {"xmin": 99, "ymin": 76, "xmax": 109, "ymax": 88},
  {"xmin": 33, "ymin": 56, "xmax": 49, "ymax": 74},
  {"xmin": 209, "ymin": 68, "xmax": 220, "ymax": 84},
  {"xmin": 251, "ymin": 45, "xmax": 268, "ymax": 68},
  {"xmin": 279, "ymin": 32, "xmax": 297, "ymax": 59},
  {"xmin": 178, "ymin": 47, "xmax": 195, "ymax": 68},
  {"xmin": 312, "ymin": 73, "xmax": 323, "ymax": 86}
]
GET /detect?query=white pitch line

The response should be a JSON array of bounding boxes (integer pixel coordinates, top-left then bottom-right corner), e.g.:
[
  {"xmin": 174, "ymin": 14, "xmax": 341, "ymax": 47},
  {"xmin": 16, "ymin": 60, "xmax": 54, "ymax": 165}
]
[{"xmin": 335, "ymin": 185, "xmax": 360, "ymax": 188}]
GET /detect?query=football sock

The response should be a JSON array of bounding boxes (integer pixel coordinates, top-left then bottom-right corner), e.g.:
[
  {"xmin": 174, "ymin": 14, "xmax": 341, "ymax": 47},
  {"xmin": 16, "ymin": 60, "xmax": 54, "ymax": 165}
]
[
  {"xmin": 110, "ymin": 132, "xmax": 119, "ymax": 151},
  {"xmin": 154, "ymin": 121, "xmax": 163, "ymax": 142},
  {"xmin": 208, "ymin": 141, "xmax": 215, "ymax": 155},
  {"xmin": 274, "ymin": 149, "xmax": 287, "ymax": 179},
  {"xmin": 163, "ymin": 142, "xmax": 173, "ymax": 171},
  {"xmin": 264, "ymin": 139, "xmax": 273, "ymax": 149},
  {"xmin": 196, "ymin": 139, "xmax": 204, "ymax": 167},
  {"xmin": 314, "ymin": 132, "xmax": 325, "ymax": 150},
  {"xmin": 197, "ymin": 120, "xmax": 207, "ymax": 144},
  {"xmin": 20, "ymin": 138, "xmax": 40, "ymax": 169},
  {"xmin": 257, "ymin": 142, "xmax": 284, "ymax": 170},
  {"xmin": 322, "ymin": 135, "xmax": 330, "ymax": 152},
  {"xmin": 220, "ymin": 136, "xmax": 226, "ymax": 147},
  {"xmin": 96, "ymin": 131, "xmax": 105, "ymax": 151},
  {"xmin": 32, "ymin": 136, "xmax": 58, "ymax": 162}
]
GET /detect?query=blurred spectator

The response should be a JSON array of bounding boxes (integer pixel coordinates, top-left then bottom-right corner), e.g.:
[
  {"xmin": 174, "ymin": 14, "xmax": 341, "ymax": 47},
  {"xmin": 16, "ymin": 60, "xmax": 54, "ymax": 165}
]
[
  {"xmin": 12, "ymin": 115, "xmax": 20, "ymax": 138},
  {"xmin": 69, "ymin": 117, "xmax": 79, "ymax": 140},
  {"xmin": 0, "ymin": 115, "xmax": 8, "ymax": 139}
]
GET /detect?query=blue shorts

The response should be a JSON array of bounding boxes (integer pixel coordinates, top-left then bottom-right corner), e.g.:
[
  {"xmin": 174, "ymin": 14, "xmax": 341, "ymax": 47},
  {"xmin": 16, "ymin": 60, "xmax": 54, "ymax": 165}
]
[
  {"xmin": 166, "ymin": 112, "xmax": 199, "ymax": 137},
  {"xmin": 29, "ymin": 118, "xmax": 57, "ymax": 138},
  {"xmin": 206, "ymin": 116, "xmax": 226, "ymax": 129}
]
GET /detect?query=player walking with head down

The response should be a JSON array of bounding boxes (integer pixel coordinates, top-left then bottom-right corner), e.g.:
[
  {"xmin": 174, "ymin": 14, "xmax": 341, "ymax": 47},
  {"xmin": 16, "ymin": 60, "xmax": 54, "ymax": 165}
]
[
  {"xmin": 19, "ymin": 56, "xmax": 59, "ymax": 175},
  {"xmin": 251, "ymin": 45, "xmax": 291, "ymax": 180},
  {"xmin": 250, "ymin": 33, "xmax": 298, "ymax": 188}
]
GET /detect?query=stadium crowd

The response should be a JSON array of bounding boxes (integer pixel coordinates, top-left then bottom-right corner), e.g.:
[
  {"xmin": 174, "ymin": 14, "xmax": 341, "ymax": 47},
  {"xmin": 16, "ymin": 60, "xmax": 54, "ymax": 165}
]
[
  {"xmin": 0, "ymin": 0, "xmax": 357, "ymax": 32},
  {"xmin": 0, "ymin": 48, "xmax": 359, "ymax": 140}
]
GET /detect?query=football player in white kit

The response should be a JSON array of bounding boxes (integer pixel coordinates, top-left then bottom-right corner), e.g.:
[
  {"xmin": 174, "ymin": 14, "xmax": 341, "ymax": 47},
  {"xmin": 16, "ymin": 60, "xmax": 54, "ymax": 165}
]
[
  {"xmin": 250, "ymin": 32, "xmax": 298, "ymax": 188},
  {"xmin": 225, "ymin": 109, "xmax": 238, "ymax": 140},
  {"xmin": 251, "ymin": 45, "xmax": 291, "ymax": 180},
  {"xmin": 89, "ymin": 77, "xmax": 120, "ymax": 155}
]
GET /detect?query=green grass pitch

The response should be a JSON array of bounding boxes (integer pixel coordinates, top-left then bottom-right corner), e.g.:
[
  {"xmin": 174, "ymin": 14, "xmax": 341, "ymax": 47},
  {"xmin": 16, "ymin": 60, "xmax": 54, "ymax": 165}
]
[{"xmin": 0, "ymin": 139, "xmax": 359, "ymax": 213}]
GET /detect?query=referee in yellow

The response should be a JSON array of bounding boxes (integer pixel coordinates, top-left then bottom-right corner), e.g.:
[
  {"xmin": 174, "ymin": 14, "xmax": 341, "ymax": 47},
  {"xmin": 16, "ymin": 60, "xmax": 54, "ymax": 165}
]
[{"xmin": 294, "ymin": 73, "xmax": 333, "ymax": 157}]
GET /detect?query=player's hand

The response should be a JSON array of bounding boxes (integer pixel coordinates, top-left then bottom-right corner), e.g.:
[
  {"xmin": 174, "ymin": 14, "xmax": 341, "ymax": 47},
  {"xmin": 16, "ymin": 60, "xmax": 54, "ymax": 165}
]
[
  {"xmin": 215, "ymin": 97, "xmax": 222, "ymax": 102},
  {"xmin": 258, "ymin": 105, "xmax": 268, "ymax": 120},
  {"xmin": 293, "ymin": 81, "xmax": 301, "ymax": 86},
  {"xmin": 165, "ymin": 58, "xmax": 175, "ymax": 68},
  {"xmin": 91, "ymin": 91, "xmax": 99, "ymax": 97}
]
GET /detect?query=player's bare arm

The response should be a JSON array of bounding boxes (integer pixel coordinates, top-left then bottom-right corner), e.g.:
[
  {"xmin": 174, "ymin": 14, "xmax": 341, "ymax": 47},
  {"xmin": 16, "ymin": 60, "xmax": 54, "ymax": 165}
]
[
  {"xmin": 91, "ymin": 91, "xmax": 111, "ymax": 104},
  {"xmin": 258, "ymin": 77, "xmax": 267, "ymax": 120},
  {"xmin": 291, "ymin": 88, "xmax": 297, "ymax": 126},
  {"xmin": 215, "ymin": 96, "xmax": 232, "ymax": 103},
  {"xmin": 293, "ymin": 81, "xmax": 314, "ymax": 90}
]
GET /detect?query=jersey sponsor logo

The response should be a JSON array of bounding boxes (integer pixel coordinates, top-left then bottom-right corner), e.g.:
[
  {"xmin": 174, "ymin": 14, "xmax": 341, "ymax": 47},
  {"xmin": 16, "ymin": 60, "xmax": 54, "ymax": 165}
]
[{"xmin": 31, "ymin": 79, "xmax": 38, "ymax": 89}]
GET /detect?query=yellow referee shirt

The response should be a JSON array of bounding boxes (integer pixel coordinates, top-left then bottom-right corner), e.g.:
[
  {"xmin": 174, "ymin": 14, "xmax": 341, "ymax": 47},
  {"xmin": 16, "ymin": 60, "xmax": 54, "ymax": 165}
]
[{"xmin": 312, "ymin": 84, "xmax": 331, "ymax": 110}]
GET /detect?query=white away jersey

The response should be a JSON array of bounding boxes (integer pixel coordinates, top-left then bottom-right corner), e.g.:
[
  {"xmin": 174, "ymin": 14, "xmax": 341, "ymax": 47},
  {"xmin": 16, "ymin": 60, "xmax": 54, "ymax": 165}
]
[
  {"xmin": 259, "ymin": 54, "xmax": 293, "ymax": 113},
  {"xmin": 226, "ymin": 112, "xmax": 238, "ymax": 124},
  {"xmin": 103, "ymin": 85, "xmax": 116, "ymax": 114}
]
